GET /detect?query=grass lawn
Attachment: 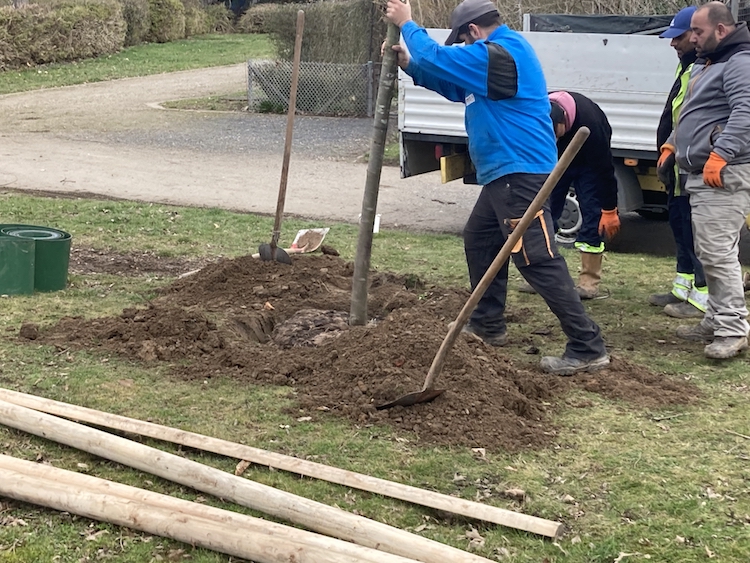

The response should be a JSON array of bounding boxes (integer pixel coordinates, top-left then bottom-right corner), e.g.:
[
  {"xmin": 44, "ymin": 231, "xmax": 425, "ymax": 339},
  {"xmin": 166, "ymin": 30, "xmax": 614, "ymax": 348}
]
[
  {"xmin": 0, "ymin": 192, "xmax": 748, "ymax": 563},
  {"xmin": 0, "ymin": 33, "xmax": 275, "ymax": 95}
]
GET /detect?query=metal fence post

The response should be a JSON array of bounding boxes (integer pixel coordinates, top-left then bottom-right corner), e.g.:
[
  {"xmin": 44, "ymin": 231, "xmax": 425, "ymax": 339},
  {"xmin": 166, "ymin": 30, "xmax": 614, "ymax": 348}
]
[
  {"xmin": 366, "ymin": 61, "xmax": 374, "ymax": 118},
  {"xmin": 247, "ymin": 61, "xmax": 253, "ymax": 110}
]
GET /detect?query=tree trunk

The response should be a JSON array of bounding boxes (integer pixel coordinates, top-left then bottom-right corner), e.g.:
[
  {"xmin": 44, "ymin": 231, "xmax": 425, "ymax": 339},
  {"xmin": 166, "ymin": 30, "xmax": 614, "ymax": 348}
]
[{"xmin": 350, "ymin": 22, "xmax": 400, "ymax": 325}]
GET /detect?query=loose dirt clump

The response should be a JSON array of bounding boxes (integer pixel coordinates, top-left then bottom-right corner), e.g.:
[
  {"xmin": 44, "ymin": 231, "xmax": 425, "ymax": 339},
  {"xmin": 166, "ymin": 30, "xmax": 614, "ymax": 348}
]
[
  {"xmin": 69, "ymin": 247, "xmax": 217, "ymax": 277},
  {"xmin": 34, "ymin": 253, "xmax": 701, "ymax": 452}
]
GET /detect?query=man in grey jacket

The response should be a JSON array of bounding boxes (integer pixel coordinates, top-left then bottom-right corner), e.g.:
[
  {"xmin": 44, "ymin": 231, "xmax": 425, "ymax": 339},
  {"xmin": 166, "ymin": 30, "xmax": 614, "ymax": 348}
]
[{"xmin": 657, "ymin": 1, "xmax": 750, "ymax": 359}]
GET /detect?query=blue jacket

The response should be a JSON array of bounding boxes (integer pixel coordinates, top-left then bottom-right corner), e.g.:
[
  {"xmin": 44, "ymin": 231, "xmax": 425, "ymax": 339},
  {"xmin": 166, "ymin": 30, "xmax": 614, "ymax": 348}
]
[{"xmin": 401, "ymin": 21, "xmax": 557, "ymax": 185}]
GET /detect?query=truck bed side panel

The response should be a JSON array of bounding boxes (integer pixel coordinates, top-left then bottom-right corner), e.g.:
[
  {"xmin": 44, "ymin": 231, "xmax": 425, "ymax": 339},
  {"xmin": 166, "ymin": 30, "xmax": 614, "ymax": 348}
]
[{"xmin": 399, "ymin": 30, "xmax": 677, "ymax": 155}]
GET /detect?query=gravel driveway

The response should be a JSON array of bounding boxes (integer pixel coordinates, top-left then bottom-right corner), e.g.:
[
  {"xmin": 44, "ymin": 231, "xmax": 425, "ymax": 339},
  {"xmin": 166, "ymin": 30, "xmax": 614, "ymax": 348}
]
[{"xmin": 0, "ymin": 64, "xmax": 477, "ymax": 234}]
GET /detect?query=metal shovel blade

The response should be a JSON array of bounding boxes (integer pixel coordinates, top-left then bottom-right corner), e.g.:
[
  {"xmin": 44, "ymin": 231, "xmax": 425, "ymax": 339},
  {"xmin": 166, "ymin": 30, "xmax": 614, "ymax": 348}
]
[
  {"xmin": 257, "ymin": 244, "xmax": 292, "ymax": 265},
  {"xmin": 252, "ymin": 228, "xmax": 328, "ymax": 260},
  {"xmin": 375, "ymin": 388, "xmax": 446, "ymax": 410}
]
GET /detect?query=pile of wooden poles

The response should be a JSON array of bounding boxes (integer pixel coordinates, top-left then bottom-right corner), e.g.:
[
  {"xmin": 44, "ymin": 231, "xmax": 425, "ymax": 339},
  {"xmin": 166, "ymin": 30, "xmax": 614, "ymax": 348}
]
[{"xmin": 0, "ymin": 388, "xmax": 563, "ymax": 563}]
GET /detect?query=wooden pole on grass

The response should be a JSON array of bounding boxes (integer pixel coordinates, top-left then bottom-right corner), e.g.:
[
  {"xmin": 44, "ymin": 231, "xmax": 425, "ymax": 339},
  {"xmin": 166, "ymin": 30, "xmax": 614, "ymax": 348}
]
[
  {"xmin": 0, "ymin": 388, "xmax": 563, "ymax": 538},
  {"xmin": 0, "ymin": 399, "xmax": 497, "ymax": 563},
  {"xmin": 350, "ymin": 20, "xmax": 401, "ymax": 325},
  {"xmin": 0, "ymin": 455, "xmax": 420, "ymax": 563}
]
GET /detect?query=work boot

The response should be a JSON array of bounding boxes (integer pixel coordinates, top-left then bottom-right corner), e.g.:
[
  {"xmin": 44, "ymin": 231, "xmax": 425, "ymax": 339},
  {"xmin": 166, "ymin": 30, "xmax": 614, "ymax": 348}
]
[
  {"xmin": 675, "ymin": 322, "xmax": 714, "ymax": 343},
  {"xmin": 518, "ymin": 281, "xmax": 537, "ymax": 294},
  {"xmin": 664, "ymin": 301, "xmax": 704, "ymax": 319},
  {"xmin": 648, "ymin": 292, "xmax": 683, "ymax": 307},
  {"xmin": 651, "ymin": 273, "xmax": 694, "ymax": 306},
  {"xmin": 540, "ymin": 354, "xmax": 610, "ymax": 376},
  {"xmin": 704, "ymin": 336, "xmax": 749, "ymax": 359},
  {"xmin": 576, "ymin": 252, "xmax": 602, "ymax": 300},
  {"xmin": 450, "ymin": 322, "xmax": 507, "ymax": 347}
]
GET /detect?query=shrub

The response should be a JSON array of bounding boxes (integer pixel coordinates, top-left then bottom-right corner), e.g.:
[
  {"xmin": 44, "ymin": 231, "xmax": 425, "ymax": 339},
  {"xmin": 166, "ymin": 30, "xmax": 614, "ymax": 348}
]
[
  {"xmin": 183, "ymin": 0, "xmax": 210, "ymax": 36},
  {"xmin": 147, "ymin": 0, "xmax": 185, "ymax": 42},
  {"xmin": 121, "ymin": 0, "xmax": 149, "ymax": 45},
  {"xmin": 237, "ymin": 2, "xmax": 276, "ymax": 33},
  {"xmin": 262, "ymin": 0, "xmax": 385, "ymax": 64},
  {"xmin": 204, "ymin": 2, "xmax": 234, "ymax": 32},
  {"xmin": 0, "ymin": 0, "xmax": 126, "ymax": 69}
]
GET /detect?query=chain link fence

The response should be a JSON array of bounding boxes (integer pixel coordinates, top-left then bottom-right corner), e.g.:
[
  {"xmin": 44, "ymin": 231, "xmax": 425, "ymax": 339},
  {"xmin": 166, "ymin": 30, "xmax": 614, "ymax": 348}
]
[
  {"xmin": 247, "ymin": 60, "xmax": 380, "ymax": 118},
  {"xmin": 738, "ymin": 0, "xmax": 750, "ymax": 22}
]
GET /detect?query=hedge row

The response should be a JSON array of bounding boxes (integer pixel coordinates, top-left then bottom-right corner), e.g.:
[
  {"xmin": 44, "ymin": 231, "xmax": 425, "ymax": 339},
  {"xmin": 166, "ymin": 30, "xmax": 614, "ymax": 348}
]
[
  {"xmin": 240, "ymin": 0, "xmax": 386, "ymax": 64},
  {"xmin": 0, "ymin": 0, "xmax": 233, "ymax": 70},
  {"xmin": 0, "ymin": 0, "xmax": 125, "ymax": 69}
]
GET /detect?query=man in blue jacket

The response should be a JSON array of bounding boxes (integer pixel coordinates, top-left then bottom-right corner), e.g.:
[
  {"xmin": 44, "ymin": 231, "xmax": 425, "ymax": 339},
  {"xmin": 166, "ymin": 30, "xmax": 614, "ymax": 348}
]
[{"xmin": 385, "ymin": 0, "xmax": 609, "ymax": 375}]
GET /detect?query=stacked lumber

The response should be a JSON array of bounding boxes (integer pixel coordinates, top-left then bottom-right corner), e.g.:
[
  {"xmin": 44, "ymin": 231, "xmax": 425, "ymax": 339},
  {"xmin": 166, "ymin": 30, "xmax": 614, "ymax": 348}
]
[{"xmin": 0, "ymin": 389, "xmax": 564, "ymax": 562}]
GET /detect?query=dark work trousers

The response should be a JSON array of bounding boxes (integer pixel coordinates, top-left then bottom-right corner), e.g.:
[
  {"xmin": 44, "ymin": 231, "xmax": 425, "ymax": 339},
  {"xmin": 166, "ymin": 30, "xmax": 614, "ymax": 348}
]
[
  {"xmin": 549, "ymin": 165, "xmax": 614, "ymax": 247},
  {"xmin": 463, "ymin": 173, "xmax": 607, "ymax": 360},
  {"xmin": 668, "ymin": 189, "xmax": 706, "ymax": 287}
]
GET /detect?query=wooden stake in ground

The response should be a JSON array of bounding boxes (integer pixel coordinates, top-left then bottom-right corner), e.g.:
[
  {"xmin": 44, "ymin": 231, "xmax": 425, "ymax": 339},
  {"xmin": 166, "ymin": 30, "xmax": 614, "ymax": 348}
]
[
  {"xmin": 0, "ymin": 387, "xmax": 563, "ymax": 538},
  {"xmin": 350, "ymin": 21, "xmax": 401, "ymax": 325},
  {"xmin": 0, "ymin": 399, "xmax": 497, "ymax": 563},
  {"xmin": 0, "ymin": 455, "xmax": 420, "ymax": 563}
]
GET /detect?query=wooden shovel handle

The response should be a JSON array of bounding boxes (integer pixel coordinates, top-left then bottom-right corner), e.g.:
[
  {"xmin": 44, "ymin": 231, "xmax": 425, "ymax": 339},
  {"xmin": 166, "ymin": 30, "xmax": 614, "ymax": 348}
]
[
  {"xmin": 271, "ymin": 9, "xmax": 304, "ymax": 250},
  {"xmin": 422, "ymin": 127, "xmax": 591, "ymax": 392}
]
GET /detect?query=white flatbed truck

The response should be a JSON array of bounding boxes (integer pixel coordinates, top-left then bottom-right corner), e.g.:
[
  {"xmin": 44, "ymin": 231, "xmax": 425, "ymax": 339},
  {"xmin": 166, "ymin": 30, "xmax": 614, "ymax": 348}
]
[{"xmin": 398, "ymin": 27, "xmax": 678, "ymax": 234}]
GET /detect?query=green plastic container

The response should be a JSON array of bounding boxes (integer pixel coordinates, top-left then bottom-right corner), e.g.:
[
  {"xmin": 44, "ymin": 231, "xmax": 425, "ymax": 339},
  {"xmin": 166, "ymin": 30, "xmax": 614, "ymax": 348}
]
[
  {"xmin": 0, "ymin": 224, "xmax": 72, "ymax": 292},
  {"xmin": 0, "ymin": 235, "xmax": 36, "ymax": 295}
]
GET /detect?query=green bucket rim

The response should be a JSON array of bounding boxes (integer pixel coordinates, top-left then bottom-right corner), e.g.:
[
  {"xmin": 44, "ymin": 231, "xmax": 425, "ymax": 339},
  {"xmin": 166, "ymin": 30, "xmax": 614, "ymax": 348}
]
[{"xmin": 1, "ymin": 224, "xmax": 71, "ymax": 241}]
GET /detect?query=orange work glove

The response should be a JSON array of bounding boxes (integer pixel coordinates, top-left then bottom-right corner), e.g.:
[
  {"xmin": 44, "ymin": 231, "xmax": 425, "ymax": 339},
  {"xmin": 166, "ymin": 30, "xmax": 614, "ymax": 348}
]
[
  {"xmin": 703, "ymin": 152, "xmax": 727, "ymax": 188},
  {"xmin": 657, "ymin": 144, "xmax": 675, "ymax": 166},
  {"xmin": 599, "ymin": 208, "xmax": 620, "ymax": 240}
]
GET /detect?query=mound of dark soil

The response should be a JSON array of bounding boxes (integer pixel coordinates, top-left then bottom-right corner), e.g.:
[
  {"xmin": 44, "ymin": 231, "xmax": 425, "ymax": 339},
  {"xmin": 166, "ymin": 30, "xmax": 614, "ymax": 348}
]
[{"xmin": 32, "ymin": 252, "xmax": 700, "ymax": 452}]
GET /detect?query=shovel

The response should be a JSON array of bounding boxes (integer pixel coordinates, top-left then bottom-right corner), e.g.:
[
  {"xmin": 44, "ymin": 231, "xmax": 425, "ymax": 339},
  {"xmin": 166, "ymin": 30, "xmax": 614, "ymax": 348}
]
[
  {"xmin": 252, "ymin": 227, "xmax": 329, "ymax": 259},
  {"xmin": 258, "ymin": 9, "xmax": 305, "ymax": 265},
  {"xmin": 376, "ymin": 127, "xmax": 591, "ymax": 410}
]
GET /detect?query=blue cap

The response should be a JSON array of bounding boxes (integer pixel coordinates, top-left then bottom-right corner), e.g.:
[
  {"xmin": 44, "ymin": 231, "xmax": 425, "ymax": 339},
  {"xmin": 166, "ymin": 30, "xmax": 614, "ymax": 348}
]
[{"xmin": 660, "ymin": 6, "xmax": 697, "ymax": 38}]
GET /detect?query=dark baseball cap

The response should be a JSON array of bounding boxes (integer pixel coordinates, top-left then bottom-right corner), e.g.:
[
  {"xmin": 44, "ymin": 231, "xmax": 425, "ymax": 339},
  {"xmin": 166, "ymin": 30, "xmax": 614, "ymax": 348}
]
[
  {"xmin": 445, "ymin": 0, "xmax": 500, "ymax": 45},
  {"xmin": 659, "ymin": 6, "xmax": 697, "ymax": 39}
]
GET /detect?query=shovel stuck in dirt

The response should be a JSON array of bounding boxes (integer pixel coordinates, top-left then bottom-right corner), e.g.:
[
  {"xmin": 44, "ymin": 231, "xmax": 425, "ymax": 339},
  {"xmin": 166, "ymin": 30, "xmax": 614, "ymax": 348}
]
[
  {"xmin": 376, "ymin": 128, "xmax": 591, "ymax": 410},
  {"xmin": 252, "ymin": 228, "xmax": 329, "ymax": 259},
  {"xmin": 258, "ymin": 10, "xmax": 304, "ymax": 265}
]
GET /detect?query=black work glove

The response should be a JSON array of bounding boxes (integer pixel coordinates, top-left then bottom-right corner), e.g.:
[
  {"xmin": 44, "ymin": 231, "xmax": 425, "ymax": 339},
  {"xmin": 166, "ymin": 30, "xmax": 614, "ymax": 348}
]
[{"xmin": 657, "ymin": 150, "xmax": 675, "ymax": 186}]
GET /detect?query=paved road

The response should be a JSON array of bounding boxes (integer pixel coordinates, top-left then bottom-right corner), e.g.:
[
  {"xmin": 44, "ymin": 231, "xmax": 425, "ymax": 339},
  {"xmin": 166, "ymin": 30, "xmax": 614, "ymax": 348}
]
[
  {"xmin": 0, "ymin": 64, "xmax": 476, "ymax": 234},
  {"xmin": 1, "ymin": 63, "xmax": 747, "ymax": 262}
]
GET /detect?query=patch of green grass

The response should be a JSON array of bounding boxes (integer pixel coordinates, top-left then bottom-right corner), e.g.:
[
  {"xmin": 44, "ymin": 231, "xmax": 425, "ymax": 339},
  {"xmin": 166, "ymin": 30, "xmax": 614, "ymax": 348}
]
[
  {"xmin": 1, "ymin": 192, "xmax": 750, "ymax": 563},
  {"xmin": 383, "ymin": 140, "xmax": 400, "ymax": 166},
  {"xmin": 161, "ymin": 91, "xmax": 249, "ymax": 112},
  {"xmin": 0, "ymin": 192, "xmax": 466, "ymax": 285},
  {"xmin": 361, "ymin": 140, "xmax": 400, "ymax": 167},
  {"xmin": 0, "ymin": 34, "xmax": 275, "ymax": 95}
]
